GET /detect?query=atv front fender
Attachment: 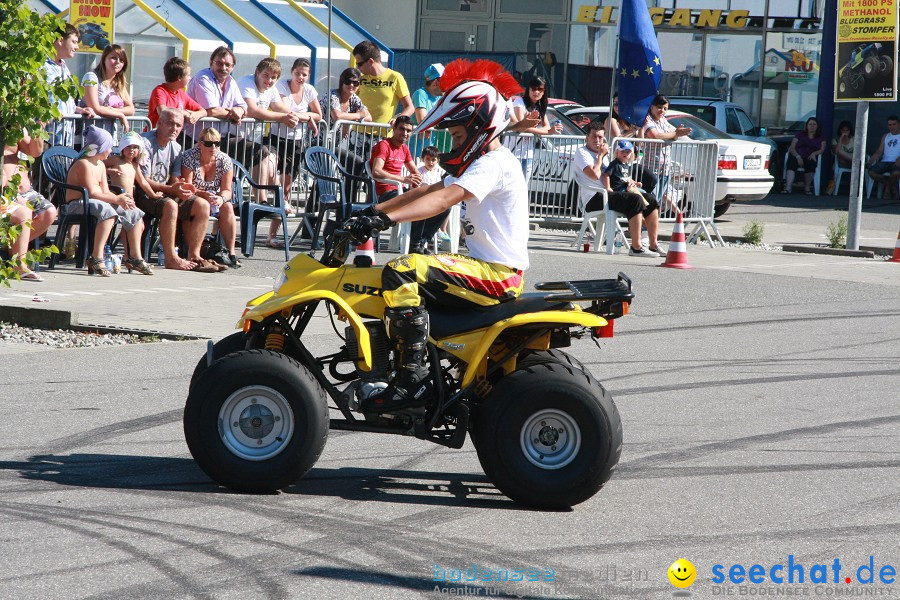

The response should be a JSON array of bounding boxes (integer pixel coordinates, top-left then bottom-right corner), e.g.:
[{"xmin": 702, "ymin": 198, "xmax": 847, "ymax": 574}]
[{"xmin": 237, "ymin": 290, "xmax": 373, "ymax": 372}]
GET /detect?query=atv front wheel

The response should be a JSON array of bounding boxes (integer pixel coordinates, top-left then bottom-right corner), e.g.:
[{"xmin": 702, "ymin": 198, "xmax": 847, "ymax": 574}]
[
  {"xmin": 189, "ymin": 331, "xmax": 253, "ymax": 392},
  {"xmin": 184, "ymin": 350, "xmax": 329, "ymax": 492},
  {"xmin": 473, "ymin": 362, "xmax": 622, "ymax": 509}
]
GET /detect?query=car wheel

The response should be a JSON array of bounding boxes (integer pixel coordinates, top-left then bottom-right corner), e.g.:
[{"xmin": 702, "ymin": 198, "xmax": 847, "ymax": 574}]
[{"xmin": 714, "ymin": 202, "xmax": 732, "ymax": 219}]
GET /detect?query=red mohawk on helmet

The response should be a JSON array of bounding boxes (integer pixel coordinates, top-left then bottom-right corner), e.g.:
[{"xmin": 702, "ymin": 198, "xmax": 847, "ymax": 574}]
[{"xmin": 439, "ymin": 59, "xmax": 523, "ymax": 100}]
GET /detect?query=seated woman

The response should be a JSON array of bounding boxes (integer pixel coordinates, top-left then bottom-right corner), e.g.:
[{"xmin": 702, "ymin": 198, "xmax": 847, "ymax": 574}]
[
  {"xmin": 2, "ymin": 130, "xmax": 57, "ymax": 280},
  {"xmin": 65, "ymin": 125, "xmax": 145, "ymax": 277},
  {"xmin": 782, "ymin": 117, "xmax": 825, "ymax": 195},
  {"xmin": 180, "ymin": 128, "xmax": 240, "ymax": 268},
  {"xmin": 832, "ymin": 120, "xmax": 854, "ymax": 169}
]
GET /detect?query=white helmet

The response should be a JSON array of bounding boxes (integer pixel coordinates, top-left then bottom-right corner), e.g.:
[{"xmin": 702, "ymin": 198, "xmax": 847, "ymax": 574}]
[{"xmin": 414, "ymin": 60, "xmax": 522, "ymax": 177}]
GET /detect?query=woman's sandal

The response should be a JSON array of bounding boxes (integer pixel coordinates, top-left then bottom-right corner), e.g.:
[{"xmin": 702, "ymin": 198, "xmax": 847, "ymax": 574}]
[
  {"xmin": 189, "ymin": 261, "xmax": 220, "ymax": 274},
  {"xmin": 87, "ymin": 256, "xmax": 111, "ymax": 277},
  {"xmin": 229, "ymin": 255, "xmax": 242, "ymax": 269},
  {"xmin": 124, "ymin": 257, "xmax": 154, "ymax": 275}
]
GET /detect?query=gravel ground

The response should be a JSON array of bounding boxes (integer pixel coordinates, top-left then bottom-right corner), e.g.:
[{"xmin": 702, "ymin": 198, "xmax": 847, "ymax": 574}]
[{"xmin": 0, "ymin": 322, "xmax": 162, "ymax": 349}]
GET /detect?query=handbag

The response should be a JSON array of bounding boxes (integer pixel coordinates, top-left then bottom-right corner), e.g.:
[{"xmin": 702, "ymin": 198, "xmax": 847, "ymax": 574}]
[{"xmin": 200, "ymin": 234, "xmax": 231, "ymax": 266}]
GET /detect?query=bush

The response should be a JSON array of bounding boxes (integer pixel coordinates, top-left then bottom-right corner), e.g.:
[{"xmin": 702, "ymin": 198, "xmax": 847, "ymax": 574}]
[
  {"xmin": 826, "ymin": 215, "xmax": 848, "ymax": 249},
  {"xmin": 742, "ymin": 220, "xmax": 764, "ymax": 245}
]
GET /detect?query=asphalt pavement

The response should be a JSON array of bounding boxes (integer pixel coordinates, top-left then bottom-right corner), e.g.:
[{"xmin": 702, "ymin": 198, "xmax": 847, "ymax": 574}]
[{"xmin": 0, "ymin": 194, "xmax": 899, "ymax": 599}]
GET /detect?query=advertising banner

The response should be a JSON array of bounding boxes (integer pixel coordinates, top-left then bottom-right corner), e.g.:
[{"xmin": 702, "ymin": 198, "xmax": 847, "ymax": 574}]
[
  {"xmin": 835, "ymin": 0, "xmax": 898, "ymax": 102},
  {"xmin": 69, "ymin": 0, "xmax": 115, "ymax": 54}
]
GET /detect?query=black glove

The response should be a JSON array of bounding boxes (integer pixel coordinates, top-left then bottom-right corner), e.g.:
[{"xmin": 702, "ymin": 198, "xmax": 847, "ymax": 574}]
[
  {"xmin": 349, "ymin": 205, "xmax": 380, "ymax": 219},
  {"xmin": 348, "ymin": 210, "xmax": 394, "ymax": 242}
]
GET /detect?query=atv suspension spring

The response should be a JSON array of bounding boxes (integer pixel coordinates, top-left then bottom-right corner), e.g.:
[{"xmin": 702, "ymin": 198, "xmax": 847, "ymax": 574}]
[
  {"xmin": 264, "ymin": 327, "xmax": 287, "ymax": 352},
  {"xmin": 472, "ymin": 378, "xmax": 492, "ymax": 398}
]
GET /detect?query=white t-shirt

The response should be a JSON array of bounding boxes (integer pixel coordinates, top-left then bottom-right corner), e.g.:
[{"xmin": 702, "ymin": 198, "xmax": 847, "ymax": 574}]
[
  {"xmin": 271, "ymin": 79, "xmax": 319, "ymax": 139},
  {"xmin": 443, "ymin": 147, "xmax": 529, "ymax": 270},
  {"xmin": 572, "ymin": 145, "xmax": 609, "ymax": 209},
  {"xmin": 882, "ymin": 132, "xmax": 900, "ymax": 163},
  {"xmin": 501, "ymin": 96, "xmax": 535, "ymax": 161},
  {"xmin": 238, "ymin": 74, "xmax": 281, "ymax": 142},
  {"xmin": 417, "ymin": 163, "xmax": 445, "ymax": 185}
]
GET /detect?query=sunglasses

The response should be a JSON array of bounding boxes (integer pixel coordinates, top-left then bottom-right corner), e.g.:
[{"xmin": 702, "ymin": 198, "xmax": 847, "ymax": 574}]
[
  {"xmin": 200, "ymin": 140, "xmax": 220, "ymax": 147},
  {"xmin": 344, "ymin": 80, "xmax": 361, "ymax": 87},
  {"xmin": 530, "ymin": 86, "xmax": 545, "ymax": 92}
]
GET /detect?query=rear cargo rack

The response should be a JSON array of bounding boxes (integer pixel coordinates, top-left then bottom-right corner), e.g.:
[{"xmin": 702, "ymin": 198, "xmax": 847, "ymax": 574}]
[{"xmin": 535, "ymin": 272, "xmax": 634, "ymax": 303}]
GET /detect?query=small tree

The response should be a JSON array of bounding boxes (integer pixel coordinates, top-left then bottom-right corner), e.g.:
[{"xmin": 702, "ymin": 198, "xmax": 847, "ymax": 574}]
[{"xmin": 0, "ymin": 0, "xmax": 81, "ymax": 285}]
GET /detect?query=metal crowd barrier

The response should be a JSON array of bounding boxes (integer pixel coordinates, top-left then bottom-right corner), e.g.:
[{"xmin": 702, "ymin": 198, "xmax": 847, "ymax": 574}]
[{"xmin": 619, "ymin": 137, "xmax": 722, "ymax": 245}]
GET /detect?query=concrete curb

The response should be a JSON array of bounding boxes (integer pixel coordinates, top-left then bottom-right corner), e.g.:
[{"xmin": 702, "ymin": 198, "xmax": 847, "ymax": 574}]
[
  {"xmin": 0, "ymin": 305, "xmax": 205, "ymax": 340},
  {"xmin": 782, "ymin": 244, "xmax": 876, "ymax": 258}
]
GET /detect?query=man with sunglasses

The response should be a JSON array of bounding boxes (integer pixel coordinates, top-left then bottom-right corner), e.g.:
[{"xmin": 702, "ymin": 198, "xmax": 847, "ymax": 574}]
[{"xmin": 352, "ymin": 40, "xmax": 414, "ymax": 125}]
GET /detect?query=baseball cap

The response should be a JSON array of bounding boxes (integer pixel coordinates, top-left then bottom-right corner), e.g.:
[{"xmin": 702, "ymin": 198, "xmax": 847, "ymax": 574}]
[
  {"xmin": 424, "ymin": 63, "xmax": 444, "ymax": 81},
  {"xmin": 616, "ymin": 139, "xmax": 634, "ymax": 151}
]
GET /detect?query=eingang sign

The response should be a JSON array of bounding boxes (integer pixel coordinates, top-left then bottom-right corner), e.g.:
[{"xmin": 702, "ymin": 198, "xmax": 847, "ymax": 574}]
[{"xmin": 576, "ymin": 5, "xmax": 753, "ymax": 29}]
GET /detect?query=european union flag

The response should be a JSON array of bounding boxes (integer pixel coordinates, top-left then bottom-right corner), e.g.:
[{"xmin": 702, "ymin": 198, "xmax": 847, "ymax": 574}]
[{"xmin": 617, "ymin": 0, "xmax": 663, "ymax": 128}]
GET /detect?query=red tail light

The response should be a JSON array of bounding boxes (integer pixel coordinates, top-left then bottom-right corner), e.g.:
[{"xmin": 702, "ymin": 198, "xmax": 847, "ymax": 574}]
[
  {"xmin": 718, "ymin": 156, "xmax": 737, "ymax": 170},
  {"xmin": 765, "ymin": 159, "xmax": 770, "ymax": 170}
]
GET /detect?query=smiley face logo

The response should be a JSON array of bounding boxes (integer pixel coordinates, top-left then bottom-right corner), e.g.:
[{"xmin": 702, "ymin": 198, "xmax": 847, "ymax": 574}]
[{"xmin": 668, "ymin": 559, "xmax": 696, "ymax": 588}]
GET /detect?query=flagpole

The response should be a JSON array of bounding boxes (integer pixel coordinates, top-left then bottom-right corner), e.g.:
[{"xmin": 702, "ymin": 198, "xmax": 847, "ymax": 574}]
[{"xmin": 607, "ymin": 3, "xmax": 622, "ymax": 141}]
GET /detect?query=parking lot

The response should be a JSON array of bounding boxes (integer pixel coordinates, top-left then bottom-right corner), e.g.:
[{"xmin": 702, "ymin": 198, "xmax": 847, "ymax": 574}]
[{"xmin": 1, "ymin": 194, "xmax": 899, "ymax": 599}]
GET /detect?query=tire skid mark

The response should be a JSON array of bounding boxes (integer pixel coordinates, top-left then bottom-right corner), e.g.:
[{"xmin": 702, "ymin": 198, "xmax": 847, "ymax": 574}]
[
  {"xmin": 35, "ymin": 409, "xmax": 182, "ymax": 457},
  {"xmin": 626, "ymin": 414, "xmax": 900, "ymax": 469},
  {"xmin": 0, "ymin": 502, "xmax": 211, "ymax": 600},
  {"xmin": 0, "ymin": 499, "xmax": 288, "ymax": 600}
]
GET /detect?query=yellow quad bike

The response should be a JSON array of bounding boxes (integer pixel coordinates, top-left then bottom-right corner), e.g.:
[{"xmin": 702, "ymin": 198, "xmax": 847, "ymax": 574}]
[{"xmin": 184, "ymin": 228, "xmax": 634, "ymax": 509}]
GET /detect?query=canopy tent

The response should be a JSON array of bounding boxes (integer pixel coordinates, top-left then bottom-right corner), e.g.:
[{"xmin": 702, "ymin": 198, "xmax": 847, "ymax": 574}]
[{"xmin": 28, "ymin": 0, "xmax": 388, "ymax": 102}]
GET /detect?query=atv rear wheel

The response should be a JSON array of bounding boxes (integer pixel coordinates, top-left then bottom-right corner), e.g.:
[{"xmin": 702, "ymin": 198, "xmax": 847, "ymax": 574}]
[
  {"xmin": 473, "ymin": 362, "xmax": 622, "ymax": 509},
  {"xmin": 518, "ymin": 348, "xmax": 589, "ymax": 374},
  {"xmin": 184, "ymin": 350, "xmax": 329, "ymax": 493}
]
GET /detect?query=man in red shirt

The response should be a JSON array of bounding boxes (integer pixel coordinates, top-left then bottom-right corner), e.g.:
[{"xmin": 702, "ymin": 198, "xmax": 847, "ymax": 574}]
[
  {"xmin": 370, "ymin": 116, "xmax": 422, "ymax": 202},
  {"xmin": 148, "ymin": 57, "xmax": 207, "ymax": 127}
]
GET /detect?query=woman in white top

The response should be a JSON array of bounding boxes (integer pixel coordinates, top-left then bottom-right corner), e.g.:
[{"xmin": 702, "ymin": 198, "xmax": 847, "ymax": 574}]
[
  {"xmin": 270, "ymin": 58, "xmax": 323, "ymax": 219},
  {"xmin": 503, "ymin": 76, "xmax": 563, "ymax": 183},
  {"xmin": 639, "ymin": 94, "xmax": 692, "ymax": 202},
  {"xmin": 81, "ymin": 45, "xmax": 134, "ymax": 142}
]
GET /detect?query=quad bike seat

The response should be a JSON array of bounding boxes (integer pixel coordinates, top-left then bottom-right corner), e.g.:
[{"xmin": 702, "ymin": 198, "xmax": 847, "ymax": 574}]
[
  {"xmin": 429, "ymin": 293, "xmax": 573, "ymax": 340},
  {"xmin": 428, "ymin": 274, "xmax": 635, "ymax": 339}
]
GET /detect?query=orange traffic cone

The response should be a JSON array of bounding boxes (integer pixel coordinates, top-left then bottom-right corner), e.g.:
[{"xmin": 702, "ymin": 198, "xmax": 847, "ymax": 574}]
[
  {"xmin": 353, "ymin": 237, "xmax": 377, "ymax": 267},
  {"xmin": 659, "ymin": 211, "xmax": 694, "ymax": 269},
  {"xmin": 890, "ymin": 229, "xmax": 900, "ymax": 263}
]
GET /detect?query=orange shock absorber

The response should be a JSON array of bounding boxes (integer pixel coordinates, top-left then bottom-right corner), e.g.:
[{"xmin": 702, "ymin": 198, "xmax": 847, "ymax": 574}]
[{"xmin": 264, "ymin": 326, "xmax": 286, "ymax": 352}]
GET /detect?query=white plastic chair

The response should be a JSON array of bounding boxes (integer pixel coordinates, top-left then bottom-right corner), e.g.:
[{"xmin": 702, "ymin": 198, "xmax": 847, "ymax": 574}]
[
  {"xmin": 783, "ymin": 154, "xmax": 822, "ymax": 195},
  {"xmin": 572, "ymin": 168, "xmax": 628, "ymax": 254},
  {"xmin": 831, "ymin": 155, "xmax": 851, "ymax": 196}
]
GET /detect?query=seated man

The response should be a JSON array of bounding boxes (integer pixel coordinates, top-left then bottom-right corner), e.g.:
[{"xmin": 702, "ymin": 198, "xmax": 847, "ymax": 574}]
[
  {"xmin": 866, "ymin": 115, "xmax": 900, "ymax": 199},
  {"xmin": 349, "ymin": 60, "xmax": 529, "ymax": 412},
  {"xmin": 573, "ymin": 123, "xmax": 662, "ymax": 257},
  {"xmin": 138, "ymin": 108, "xmax": 214, "ymax": 271}
]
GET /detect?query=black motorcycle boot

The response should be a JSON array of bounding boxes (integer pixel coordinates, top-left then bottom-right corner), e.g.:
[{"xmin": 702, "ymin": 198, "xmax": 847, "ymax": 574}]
[{"xmin": 361, "ymin": 306, "xmax": 432, "ymax": 412}]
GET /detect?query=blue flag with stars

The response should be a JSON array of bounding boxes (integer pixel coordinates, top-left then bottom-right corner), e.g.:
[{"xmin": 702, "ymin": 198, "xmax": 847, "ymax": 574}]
[{"xmin": 617, "ymin": 0, "xmax": 662, "ymax": 128}]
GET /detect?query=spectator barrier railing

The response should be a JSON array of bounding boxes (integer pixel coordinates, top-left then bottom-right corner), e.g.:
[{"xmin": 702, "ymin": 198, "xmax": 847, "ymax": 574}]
[{"xmin": 615, "ymin": 136, "xmax": 722, "ymax": 246}]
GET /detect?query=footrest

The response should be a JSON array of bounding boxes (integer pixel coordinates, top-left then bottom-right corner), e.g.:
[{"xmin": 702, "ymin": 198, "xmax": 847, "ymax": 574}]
[{"xmin": 535, "ymin": 272, "xmax": 634, "ymax": 302}]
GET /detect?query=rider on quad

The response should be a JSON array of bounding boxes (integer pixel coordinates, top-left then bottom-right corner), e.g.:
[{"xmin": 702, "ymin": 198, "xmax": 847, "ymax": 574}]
[{"xmin": 348, "ymin": 59, "xmax": 535, "ymax": 413}]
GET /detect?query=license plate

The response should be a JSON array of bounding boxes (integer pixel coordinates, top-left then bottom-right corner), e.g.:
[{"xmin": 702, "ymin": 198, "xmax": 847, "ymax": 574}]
[{"xmin": 744, "ymin": 157, "xmax": 762, "ymax": 170}]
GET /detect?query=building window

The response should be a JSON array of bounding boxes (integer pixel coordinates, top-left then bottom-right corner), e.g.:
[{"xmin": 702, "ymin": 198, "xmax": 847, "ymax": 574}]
[
  {"xmin": 423, "ymin": 0, "xmax": 490, "ymax": 13},
  {"xmin": 498, "ymin": 0, "xmax": 567, "ymax": 18},
  {"xmin": 760, "ymin": 31, "xmax": 822, "ymax": 128}
]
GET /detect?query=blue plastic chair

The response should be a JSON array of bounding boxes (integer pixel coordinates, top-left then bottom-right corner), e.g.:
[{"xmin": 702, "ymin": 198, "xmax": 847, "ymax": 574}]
[
  {"xmin": 302, "ymin": 146, "xmax": 375, "ymax": 251},
  {"xmin": 233, "ymin": 160, "xmax": 290, "ymax": 260},
  {"xmin": 41, "ymin": 146, "xmax": 98, "ymax": 270}
]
